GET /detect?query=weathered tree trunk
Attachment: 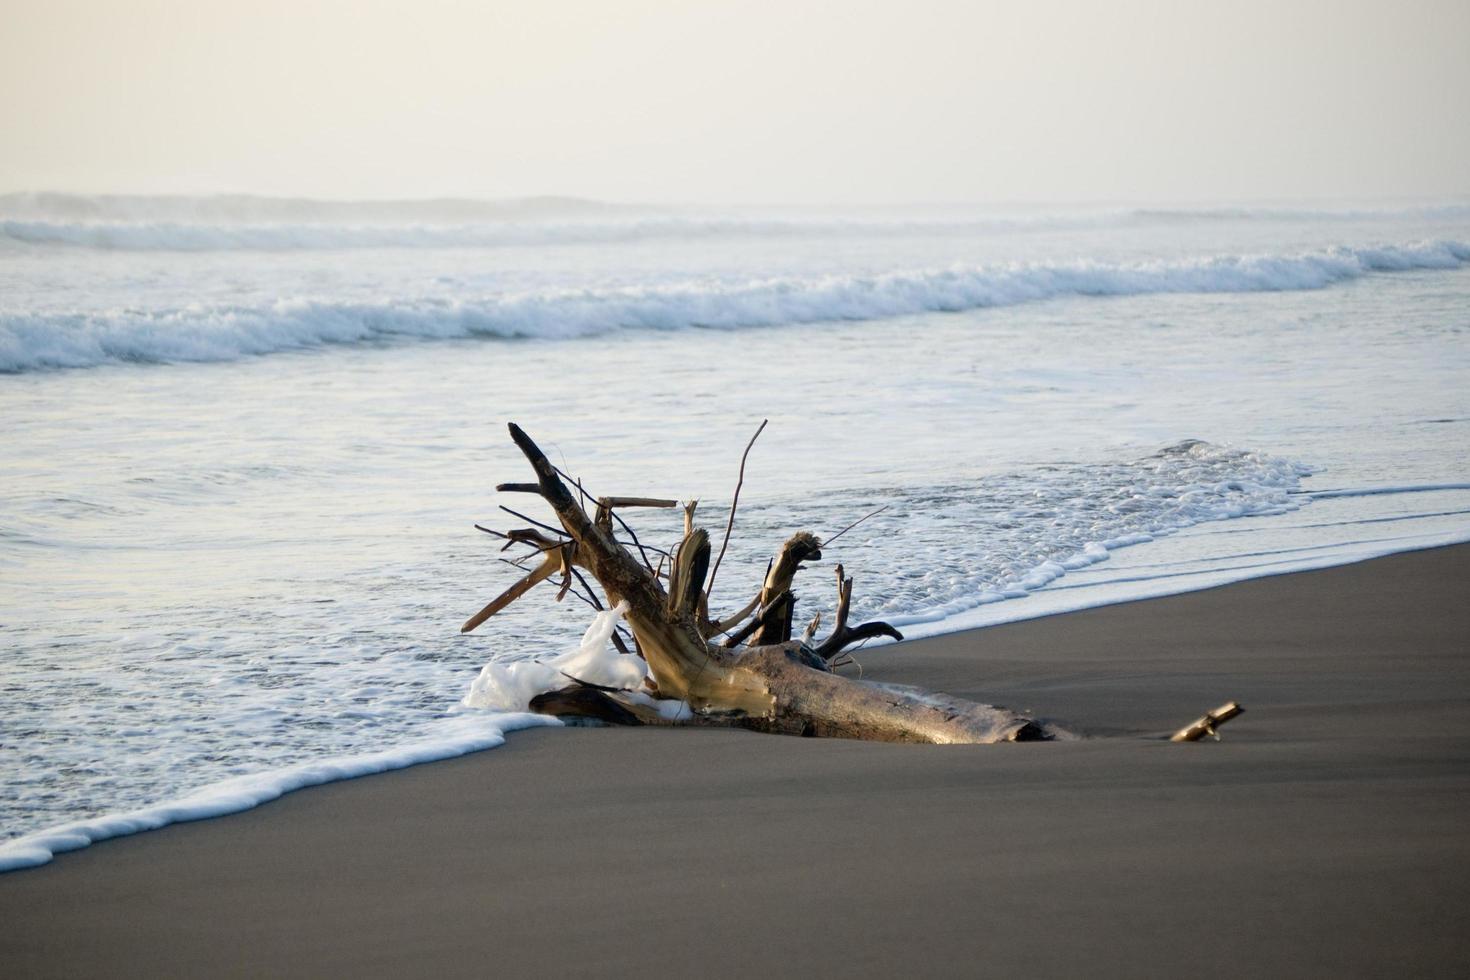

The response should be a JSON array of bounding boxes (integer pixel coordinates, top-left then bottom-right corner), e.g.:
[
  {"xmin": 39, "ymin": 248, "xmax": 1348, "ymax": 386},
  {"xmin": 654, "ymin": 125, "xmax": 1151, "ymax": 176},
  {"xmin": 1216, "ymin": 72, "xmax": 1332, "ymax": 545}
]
[{"xmin": 464, "ymin": 423, "xmax": 1052, "ymax": 743}]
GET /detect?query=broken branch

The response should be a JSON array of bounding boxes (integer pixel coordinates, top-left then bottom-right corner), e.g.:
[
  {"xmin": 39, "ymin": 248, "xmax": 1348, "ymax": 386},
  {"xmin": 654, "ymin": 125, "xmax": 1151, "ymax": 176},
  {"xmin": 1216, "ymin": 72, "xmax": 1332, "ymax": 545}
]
[
  {"xmin": 462, "ymin": 544, "xmax": 566, "ymax": 633},
  {"xmin": 1170, "ymin": 702, "xmax": 1244, "ymax": 742},
  {"xmin": 599, "ymin": 496, "xmax": 679, "ymax": 509}
]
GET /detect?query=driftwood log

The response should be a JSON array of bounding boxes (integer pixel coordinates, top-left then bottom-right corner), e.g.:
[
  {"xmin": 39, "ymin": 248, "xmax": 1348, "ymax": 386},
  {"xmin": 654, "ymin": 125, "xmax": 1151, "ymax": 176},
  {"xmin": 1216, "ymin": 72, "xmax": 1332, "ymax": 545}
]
[{"xmin": 462, "ymin": 424, "xmax": 1050, "ymax": 743}]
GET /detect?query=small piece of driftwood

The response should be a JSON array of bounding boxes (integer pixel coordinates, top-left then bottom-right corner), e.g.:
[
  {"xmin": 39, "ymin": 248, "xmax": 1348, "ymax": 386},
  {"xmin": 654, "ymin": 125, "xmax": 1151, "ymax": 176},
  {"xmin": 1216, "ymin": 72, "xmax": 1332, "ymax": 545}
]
[
  {"xmin": 597, "ymin": 496, "xmax": 679, "ymax": 509},
  {"xmin": 1170, "ymin": 701, "xmax": 1244, "ymax": 742}
]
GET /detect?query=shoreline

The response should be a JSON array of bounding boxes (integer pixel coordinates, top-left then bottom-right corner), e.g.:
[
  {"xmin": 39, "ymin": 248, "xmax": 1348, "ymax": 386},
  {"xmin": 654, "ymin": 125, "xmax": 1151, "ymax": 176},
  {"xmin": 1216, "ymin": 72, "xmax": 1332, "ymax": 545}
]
[
  {"xmin": 5, "ymin": 531, "xmax": 1467, "ymax": 873},
  {"xmin": 3, "ymin": 543, "xmax": 1468, "ymax": 977}
]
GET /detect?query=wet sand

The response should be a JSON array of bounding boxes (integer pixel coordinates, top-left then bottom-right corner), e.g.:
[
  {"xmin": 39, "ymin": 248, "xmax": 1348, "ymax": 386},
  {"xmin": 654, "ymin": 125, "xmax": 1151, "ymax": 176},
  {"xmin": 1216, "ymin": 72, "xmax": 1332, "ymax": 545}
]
[{"xmin": 3, "ymin": 544, "xmax": 1468, "ymax": 978}]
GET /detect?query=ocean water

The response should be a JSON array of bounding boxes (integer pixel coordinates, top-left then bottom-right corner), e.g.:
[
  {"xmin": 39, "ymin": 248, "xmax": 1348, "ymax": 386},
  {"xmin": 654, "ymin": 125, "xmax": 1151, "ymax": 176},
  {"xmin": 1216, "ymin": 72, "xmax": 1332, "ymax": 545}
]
[{"xmin": 3, "ymin": 194, "xmax": 1469, "ymax": 870}]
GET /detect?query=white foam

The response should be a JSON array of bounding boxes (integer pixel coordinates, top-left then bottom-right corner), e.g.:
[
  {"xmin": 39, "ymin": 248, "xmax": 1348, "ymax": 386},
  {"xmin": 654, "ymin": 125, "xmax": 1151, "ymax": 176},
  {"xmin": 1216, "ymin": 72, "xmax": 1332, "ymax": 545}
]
[
  {"xmin": 0, "ymin": 600, "xmax": 656, "ymax": 875},
  {"xmin": 814, "ymin": 440, "xmax": 1315, "ymax": 632},
  {"xmin": 900, "ymin": 528, "xmax": 1470, "ymax": 642},
  {"xmin": 3, "ymin": 475, "xmax": 1465, "ymax": 874},
  {"xmin": 0, "ymin": 712, "xmax": 559, "ymax": 874},
  {"xmin": 1301, "ymin": 482, "xmax": 1470, "ymax": 499},
  {"xmin": 462, "ymin": 601, "xmax": 644, "ymax": 711},
  {"xmin": 4, "ymin": 239, "xmax": 1467, "ymax": 372}
]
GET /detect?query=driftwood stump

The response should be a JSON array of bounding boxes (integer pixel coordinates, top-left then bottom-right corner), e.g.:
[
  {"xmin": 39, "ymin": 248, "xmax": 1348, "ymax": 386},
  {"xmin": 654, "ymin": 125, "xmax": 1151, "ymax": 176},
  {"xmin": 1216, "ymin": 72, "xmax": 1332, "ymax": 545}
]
[{"xmin": 462, "ymin": 423, "xmax": 1051, "ymax": 743}]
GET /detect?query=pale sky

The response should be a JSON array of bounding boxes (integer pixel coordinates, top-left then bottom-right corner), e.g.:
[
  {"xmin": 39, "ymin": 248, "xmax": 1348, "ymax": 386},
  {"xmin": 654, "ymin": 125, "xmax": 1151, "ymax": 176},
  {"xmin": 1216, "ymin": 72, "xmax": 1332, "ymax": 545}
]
[{"xmin": 2, "ymin": 0, "xmax": 1466, "ymax": 205}]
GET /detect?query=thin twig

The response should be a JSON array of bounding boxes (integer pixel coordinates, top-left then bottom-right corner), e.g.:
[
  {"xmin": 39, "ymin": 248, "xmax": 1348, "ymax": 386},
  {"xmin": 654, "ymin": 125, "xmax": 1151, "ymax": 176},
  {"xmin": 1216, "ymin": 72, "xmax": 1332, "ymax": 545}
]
[
  {"xmin": 706, "ymin": 419, "xmax": 767, "ymax": 602},
  {"xmin": 568, "ymin": 566, "xmax": 604, "ymax": 610},
  {"xmin": 821, "ymin": 504, "xmax": 889, "ymax": 549},
  {"xmin": 496, "ymin": 554, "xmax": 572, "ymax": 589},
  {"xmin": 497, "ymin": 505, "xmax": 569, "ymax": 538},
  {"xmin": 553, "ymin": 464, "xmax": 593, "ymax": 501},
  {"xmin": 551, "ymin": 447, "xmax": 587, "ymax": 507},
  {"xmin": 829, "ymin": 648, "xmax": 866, "ymax": 678},
  {"xmin": 610, "ymin": 509, "xmax": 658, "ymax": 575},
  {"xmin": 497, "ymin": 537, "xmax": 565, "ymax": 557},
  {"xmin": 617, "ymin": 538, "xmax": 671, "ymax": 558}
]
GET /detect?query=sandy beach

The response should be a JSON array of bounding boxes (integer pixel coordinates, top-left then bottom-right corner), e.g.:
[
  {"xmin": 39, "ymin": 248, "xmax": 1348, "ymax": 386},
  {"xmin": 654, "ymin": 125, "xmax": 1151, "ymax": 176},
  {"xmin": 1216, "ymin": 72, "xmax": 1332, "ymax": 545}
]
[{"xmin": 3, "ymin": 544, "xmax": 1468, "ymax": 978}]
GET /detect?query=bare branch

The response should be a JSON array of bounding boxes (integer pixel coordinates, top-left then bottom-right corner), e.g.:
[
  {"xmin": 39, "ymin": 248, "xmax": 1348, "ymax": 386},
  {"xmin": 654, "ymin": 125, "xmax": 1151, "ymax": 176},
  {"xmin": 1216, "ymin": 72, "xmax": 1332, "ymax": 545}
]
[
  {"xmin": 832, "ymin": 564, "xmax": 851, "ymax": 635},
  {"xmin": 705, "ymin": 419, "xmax": 768, "ymax": 603},
  {"xmin": 819, "ymin": 621, "xmax": 903, "ymax": 654},
  {"xmin": 617, "ymin": 538, "xmax": 671, "ymax": 558},
  {"xmin": 707, "ymin": 589, "xmax": 762, "ymax": 638},
  {"xmin": 503, "ymin": 527, "xmax": 565, "ymax": 550},
  {"xmin": 720, "ymin": 591, "xmax": 790, "ymax": 649},
  {"xmin": 591, "ymin": 497, "xmax": 661, "ymax": 576},
  {"xmin": 813, "ymin": 563, "xmax": 903, "ymax": 659},
  {"xmin": 599, "ymin": 496, "xmax": 678, "ymax": 509},
  {"xmin": 462, "ymin": 545, "xmax": 564, "ymax": 633},
  {"xmin": 543, "ymin": 459, "xmax": 592, "ymax": 510},
  {"xmin": 497, "ymin": 505, "xmax": 569, "ymax": 539},
  {"xmin": 813, "ymin": 619, "xmax": 902, "ymax": 659},
  {"xmin": 821, "ymin": 504, "xmax": 890, "ymax": 549},
  {"xmin": 568, "ymin": 566, "xmax": 605, "ymax": 609}
]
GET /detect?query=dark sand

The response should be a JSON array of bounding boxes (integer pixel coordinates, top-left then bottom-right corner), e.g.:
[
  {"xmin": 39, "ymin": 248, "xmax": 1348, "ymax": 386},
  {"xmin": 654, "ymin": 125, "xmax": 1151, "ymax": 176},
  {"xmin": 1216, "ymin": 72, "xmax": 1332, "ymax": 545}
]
[{"xmin": 4, "ymin": 545, "xmax": 1468, "ymax": 978}]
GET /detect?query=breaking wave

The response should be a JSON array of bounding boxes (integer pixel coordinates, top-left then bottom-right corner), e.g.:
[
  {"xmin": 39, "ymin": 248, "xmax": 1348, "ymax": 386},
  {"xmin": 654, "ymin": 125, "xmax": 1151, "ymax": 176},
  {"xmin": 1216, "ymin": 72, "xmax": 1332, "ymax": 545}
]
[{"xmin": 3, "ymin": 240, "xmax": 1467, "ymax": 372}]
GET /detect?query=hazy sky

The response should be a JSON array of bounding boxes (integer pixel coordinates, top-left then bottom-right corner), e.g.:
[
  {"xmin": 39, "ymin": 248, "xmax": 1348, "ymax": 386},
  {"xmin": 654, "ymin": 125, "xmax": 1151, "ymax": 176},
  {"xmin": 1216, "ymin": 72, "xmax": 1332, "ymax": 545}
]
[{"xmin": 2, "ymin": 0, "xmax": 1466, "ymax": 205}]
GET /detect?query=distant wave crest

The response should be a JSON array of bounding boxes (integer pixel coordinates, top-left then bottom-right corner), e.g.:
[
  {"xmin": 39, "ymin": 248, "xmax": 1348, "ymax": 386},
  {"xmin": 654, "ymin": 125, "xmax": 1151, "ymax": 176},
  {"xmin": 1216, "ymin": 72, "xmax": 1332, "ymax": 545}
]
[
  {"xmin": 3, "ymin": 192, "xmax": 1468, "ymax": 252},
  {"xmin": 3, "ymin": 240, "xmax": 1467, "ymax": 372},
  {"xmin": 1, "ymin": 217, "xmax": 824, "ymax": 250}
]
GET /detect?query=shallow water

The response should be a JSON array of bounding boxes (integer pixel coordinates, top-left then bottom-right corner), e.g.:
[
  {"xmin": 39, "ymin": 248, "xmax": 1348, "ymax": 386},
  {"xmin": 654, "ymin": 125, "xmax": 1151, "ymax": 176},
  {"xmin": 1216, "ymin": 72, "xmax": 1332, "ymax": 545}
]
[{"xmin": 2, "ymin": 197, "xmax": 1468, "ymax": 861}]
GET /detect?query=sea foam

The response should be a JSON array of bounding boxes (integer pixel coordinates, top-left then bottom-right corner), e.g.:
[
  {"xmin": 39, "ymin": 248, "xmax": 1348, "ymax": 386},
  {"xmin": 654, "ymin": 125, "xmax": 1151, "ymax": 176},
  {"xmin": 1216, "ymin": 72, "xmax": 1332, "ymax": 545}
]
[
  {"xmin": 3, "ymin": 239, "xmax": 1467, "ymax": 372},
  {"xmin": 0, "ymin": 712, "xmax": 560, "ymax": 873}
]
